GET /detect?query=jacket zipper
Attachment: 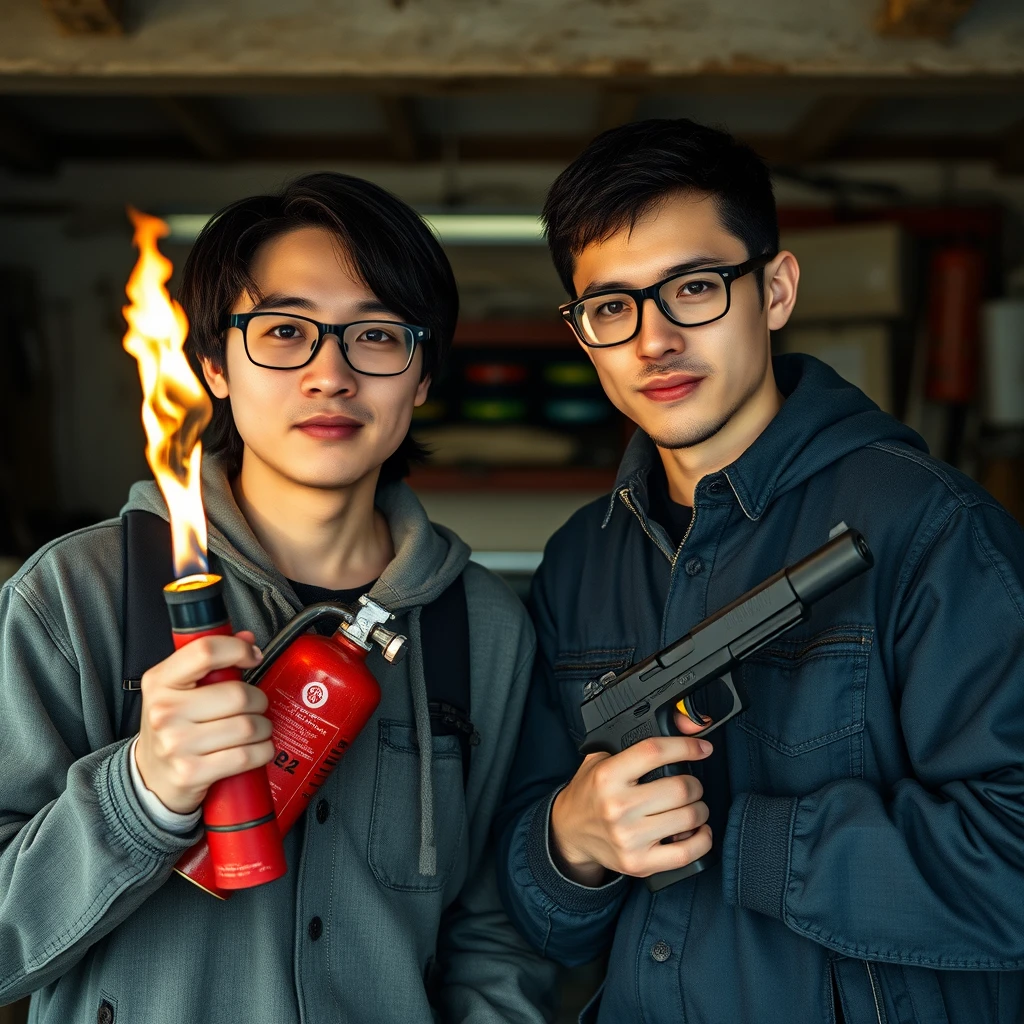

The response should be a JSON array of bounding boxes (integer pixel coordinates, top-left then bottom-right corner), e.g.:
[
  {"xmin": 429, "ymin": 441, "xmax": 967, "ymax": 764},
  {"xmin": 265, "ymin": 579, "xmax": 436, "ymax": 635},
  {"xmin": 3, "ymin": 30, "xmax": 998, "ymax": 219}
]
[
  {"xmin": 619, "ymin": 486, "xmax": 697, "ymax": 569},
  {"xmin": 864, "ymin": 962, "xmax": 884, "ymax": 1024}
]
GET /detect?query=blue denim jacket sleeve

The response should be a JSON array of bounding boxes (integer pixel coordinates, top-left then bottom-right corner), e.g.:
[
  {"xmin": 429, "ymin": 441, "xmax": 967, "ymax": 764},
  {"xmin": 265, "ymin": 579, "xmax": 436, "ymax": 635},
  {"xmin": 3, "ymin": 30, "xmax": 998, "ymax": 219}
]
[
  {"xmin": 723, "ymin": 501, "xmax": 1024, "ymax": 969},
  {"xmin": 495, "ymin": 554, "xmax": 629, "ymax": 968}
]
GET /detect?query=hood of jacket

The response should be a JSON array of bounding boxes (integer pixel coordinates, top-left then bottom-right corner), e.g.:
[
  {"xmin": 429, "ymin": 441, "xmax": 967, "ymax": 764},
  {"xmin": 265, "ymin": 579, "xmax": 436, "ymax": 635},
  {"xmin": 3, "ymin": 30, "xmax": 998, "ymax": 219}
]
[{"xmin": 121, "ymin": 455, "xmax": 471, "ymax": 615}]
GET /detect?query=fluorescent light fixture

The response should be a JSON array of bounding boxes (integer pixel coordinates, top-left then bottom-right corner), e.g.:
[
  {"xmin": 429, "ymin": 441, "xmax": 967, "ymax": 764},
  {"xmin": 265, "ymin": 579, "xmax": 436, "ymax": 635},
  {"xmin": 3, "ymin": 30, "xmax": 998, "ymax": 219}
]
[
  {"xmin": 469, "ymin": 551, "xmax": 543, "ymax": 573},
  {"xmin": 163, "ymin": 212, "xmax": 545, "ymax": 245},
  {"xmin": 164, "ymin": 214, "xmax": 214, "ymax": 243},
  {"xmin": 421, "ymin": 214, "xmax": 545, "ymax": 245}
]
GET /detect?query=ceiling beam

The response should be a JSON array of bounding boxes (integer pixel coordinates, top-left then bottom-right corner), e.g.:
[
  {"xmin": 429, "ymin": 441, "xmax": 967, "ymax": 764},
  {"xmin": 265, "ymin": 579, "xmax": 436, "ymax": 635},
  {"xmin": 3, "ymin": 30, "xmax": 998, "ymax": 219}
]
[
  {"xmin": 0, "ymin": 105, "xmax": 53, "ymax": 173},
  {"xmin": 595, "ymin": 89, "xmax": 642, "ymax": 134},
  {"xmin": 876, "ymin": 0, "xmax": 977, "ymax": 39},
  {"xmin": 378, "ymin": 96, "xmax": 421, "ymax": 161},
  {"xmin": 1, "ymin": 73, "xmax": 1023, "ymax": 99},
  {"xmin": 784, "ymin": 96, "xmax": 876, "ymax": 163},
  {"xmin": 40, "ymin": 0, "xmax": 123, "ymax": 35},
  {"xmin": 14, "ymin": 131, "xmax": 1008, "ymax": 167},
  {"xmin": 154, "ymin": 98, "xmax": 234, "ymax": 161}
]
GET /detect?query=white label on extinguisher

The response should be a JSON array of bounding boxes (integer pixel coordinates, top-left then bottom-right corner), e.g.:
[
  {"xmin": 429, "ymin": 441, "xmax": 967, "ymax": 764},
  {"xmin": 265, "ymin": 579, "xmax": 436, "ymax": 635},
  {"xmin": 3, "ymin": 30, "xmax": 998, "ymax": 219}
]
[{"xmin": 302, "ymin": 681, "xmax": 328, "ymax": 709}]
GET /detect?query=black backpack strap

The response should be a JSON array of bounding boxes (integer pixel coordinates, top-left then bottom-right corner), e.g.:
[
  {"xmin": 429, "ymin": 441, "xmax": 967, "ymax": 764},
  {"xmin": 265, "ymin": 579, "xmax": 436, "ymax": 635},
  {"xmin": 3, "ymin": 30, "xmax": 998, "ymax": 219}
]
[
  {"xmin": 119, "ymin": 509, "xmax": 175, "ymax": 740},
  {"xmin": 420, "ymin": 573, "xmax": 476, "ymax": 785}
]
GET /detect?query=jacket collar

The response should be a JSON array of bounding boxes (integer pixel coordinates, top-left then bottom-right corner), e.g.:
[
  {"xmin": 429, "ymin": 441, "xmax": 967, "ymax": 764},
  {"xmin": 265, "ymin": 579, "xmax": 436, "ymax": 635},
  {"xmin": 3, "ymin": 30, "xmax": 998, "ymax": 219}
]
[{"xmin": 602, "ymin": 353, "xmax": 925, "ymax": 530}]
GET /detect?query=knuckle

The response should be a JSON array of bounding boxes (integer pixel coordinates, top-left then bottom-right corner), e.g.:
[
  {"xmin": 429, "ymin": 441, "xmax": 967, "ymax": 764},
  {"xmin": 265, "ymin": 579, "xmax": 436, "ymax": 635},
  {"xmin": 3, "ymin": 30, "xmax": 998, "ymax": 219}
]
[
  {"xmin": 618, "ymin": 853, "xmax": 644, "ymax": 877},
  {"xmin": 590, "ymin": 761, "xmax": 613, "ymax": 792},
  {"xmin": 637, "ymin": 738, "xmax": 662, "ymax": 763}
]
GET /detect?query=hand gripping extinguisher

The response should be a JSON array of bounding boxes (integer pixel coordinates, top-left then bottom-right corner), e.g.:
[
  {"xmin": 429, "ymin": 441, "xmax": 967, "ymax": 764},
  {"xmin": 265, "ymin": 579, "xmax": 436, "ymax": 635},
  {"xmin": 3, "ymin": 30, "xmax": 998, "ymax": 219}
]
[{"xmin": 173, "ymin": 594, "xmax": 406, "ymax": 899}]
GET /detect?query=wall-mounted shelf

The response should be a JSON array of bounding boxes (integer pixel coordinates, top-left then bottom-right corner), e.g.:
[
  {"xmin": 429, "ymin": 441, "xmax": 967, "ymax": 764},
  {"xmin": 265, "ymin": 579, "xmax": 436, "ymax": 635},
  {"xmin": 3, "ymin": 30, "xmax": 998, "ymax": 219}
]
[
  {"xmin": 453, "ymin": 318, "xmax": 574, "ymax": 348},
  {"xmin": 407, "ymin": 464, "xmax": 617, "ymax": 492}
]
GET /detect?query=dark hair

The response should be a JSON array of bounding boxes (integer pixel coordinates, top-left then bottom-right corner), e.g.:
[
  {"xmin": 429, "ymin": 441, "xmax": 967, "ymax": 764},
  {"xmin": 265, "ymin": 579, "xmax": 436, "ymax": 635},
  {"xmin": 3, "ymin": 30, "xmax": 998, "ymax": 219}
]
[
  {"xmin": 543, "ymin": 118, "xmax": 778, "ymax": 299},
  {"xmin": 178, "ymin": 171, "xmax": 458, "ymax": 486}
]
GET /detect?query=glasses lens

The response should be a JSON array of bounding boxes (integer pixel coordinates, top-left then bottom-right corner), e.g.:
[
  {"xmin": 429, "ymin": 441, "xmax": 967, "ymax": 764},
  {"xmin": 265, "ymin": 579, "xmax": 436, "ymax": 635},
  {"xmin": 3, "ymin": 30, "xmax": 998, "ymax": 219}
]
[
  {"xmin": 659, "ymin": 271, "xmax": 728, "ymax": 326},
  {"xmin": 342, "ymin": 322, "xmax": 415, "ymax": 375},
  {"xmin": 244, "ymin": 313, "xmax": 319, "ymax": 368},
  {"xmin": 575, "ymin": 294, "xmax": 637, "ymax": 347}
]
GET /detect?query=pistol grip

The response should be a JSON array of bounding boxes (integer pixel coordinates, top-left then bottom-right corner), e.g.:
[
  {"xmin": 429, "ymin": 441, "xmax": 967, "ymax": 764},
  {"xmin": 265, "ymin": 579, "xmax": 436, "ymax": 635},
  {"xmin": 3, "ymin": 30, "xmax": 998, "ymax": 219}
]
[{"xmin": 645, "ymin": 850, "xmax": 719, "ymax": 891}]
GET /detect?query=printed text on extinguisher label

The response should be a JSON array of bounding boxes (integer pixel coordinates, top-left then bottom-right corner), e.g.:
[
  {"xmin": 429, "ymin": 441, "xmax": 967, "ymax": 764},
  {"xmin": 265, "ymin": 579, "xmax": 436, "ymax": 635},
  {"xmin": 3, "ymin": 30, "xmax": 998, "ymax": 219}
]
[{"xmin": 264, "ymin": 693, "xmax": 346, "ymax": 817}]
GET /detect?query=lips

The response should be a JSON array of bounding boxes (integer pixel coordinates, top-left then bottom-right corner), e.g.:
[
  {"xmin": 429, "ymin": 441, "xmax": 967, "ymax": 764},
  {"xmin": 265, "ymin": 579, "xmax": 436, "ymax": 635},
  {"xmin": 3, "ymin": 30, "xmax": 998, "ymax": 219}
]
[
  {"xmin": 639, "ymin": 374, "xmax": 704, "ymax": 403},
  {"xmin": 295, "ymin": 414, "xmax": 363, "ymax": 440}
]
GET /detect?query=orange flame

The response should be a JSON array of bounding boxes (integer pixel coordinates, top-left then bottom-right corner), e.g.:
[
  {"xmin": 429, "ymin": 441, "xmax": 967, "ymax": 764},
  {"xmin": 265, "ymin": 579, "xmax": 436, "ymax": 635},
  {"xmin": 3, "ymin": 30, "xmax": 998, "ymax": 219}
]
[{"xmin": 122, "ymin": 208, "xmax": 212, "ymax": 578}]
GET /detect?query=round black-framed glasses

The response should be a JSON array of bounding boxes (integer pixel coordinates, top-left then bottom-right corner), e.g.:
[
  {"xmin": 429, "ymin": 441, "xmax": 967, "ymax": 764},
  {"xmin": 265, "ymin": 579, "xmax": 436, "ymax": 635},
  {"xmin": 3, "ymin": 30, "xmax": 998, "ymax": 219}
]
[
  {"xmin": 225, "ymin": 311, "xmax": 428, "ymax": 376},
  {"xmin": 559, "ymin": 253, "xmax": 775, "ymax": 349}
]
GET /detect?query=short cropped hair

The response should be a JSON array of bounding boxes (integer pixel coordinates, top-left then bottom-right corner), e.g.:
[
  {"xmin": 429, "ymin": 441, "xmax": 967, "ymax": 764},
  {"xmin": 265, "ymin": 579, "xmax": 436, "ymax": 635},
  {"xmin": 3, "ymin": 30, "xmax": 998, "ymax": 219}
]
[
  {"xmin": 179, "ymin": 172, "xmax": 458, "ymax": 485},
  {"xmin": 543, "ymin": 118, "xmax": 778, "ymax": 299}
]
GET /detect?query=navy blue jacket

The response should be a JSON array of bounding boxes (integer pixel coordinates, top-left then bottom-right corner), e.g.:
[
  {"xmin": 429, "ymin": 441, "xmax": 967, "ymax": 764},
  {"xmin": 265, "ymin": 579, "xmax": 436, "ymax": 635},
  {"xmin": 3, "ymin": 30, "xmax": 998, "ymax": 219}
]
[{"xmin": 496, "ymin": 354, "xmax": 1024, "ymax": 1024}]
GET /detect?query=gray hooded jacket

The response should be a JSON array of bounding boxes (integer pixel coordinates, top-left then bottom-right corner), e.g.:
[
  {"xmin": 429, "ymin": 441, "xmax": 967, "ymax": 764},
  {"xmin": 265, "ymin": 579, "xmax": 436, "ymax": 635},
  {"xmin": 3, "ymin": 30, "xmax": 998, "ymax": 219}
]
[{"xmin": 0, "ymin": 458, "xmax": 556, "ymax": 1023}]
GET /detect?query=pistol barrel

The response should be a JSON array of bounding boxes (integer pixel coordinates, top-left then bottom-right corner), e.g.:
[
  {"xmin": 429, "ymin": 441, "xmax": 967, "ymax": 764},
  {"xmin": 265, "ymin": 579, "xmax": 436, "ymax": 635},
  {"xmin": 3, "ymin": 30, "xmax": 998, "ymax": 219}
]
[{"xmin": 786, "ymin": 529, "xmax": 873, "ymax": 606}]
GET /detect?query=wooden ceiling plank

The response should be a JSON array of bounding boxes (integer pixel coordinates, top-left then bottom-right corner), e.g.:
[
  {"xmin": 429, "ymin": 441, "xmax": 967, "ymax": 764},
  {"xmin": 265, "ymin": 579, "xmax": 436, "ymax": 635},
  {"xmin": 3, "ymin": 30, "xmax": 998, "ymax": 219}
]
[
  {"xmin": 378, "ymin": 96, "xmax": 421, "ymax": 161},
  {"xmin": 785, "ymin": 96, "xmax": 877, "ymax": 163},
  {"xmin": 154, "ymin": 97, "xmax": 234, "ymax": 162},
  {"xmin": 41, "ymin": 0, "xmax": 123, "ymax": 36},
  {"xmin": 876, "ymin": 0, "xmax": 977, "ymax": 39}
]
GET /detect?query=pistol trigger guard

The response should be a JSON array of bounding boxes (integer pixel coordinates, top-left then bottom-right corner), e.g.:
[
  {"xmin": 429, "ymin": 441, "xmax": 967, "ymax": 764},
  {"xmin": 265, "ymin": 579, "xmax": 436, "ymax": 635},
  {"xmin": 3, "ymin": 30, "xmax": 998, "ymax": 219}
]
[{"xmin": 691, "ymin": 671, "xmax": 747, "ymax": 739}]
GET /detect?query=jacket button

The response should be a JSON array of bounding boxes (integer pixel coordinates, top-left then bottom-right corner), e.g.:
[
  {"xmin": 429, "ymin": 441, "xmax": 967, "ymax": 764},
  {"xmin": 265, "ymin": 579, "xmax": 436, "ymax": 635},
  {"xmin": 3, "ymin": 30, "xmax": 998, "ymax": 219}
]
[
  {"xmin": 707, "ymin": 480, "xmax": 725, "ymax": 495},
  {"xmin": 651, "ymin": 940, "xmax": 672, "ymax": 962},
  {"xmin": 308, "ymin": 916, "xmax": 323, "ymax": 941},
  {"xmin": 316, "ymin": 799, "xmax": 330, "ymax": 824},
  {"xmin": 97, "ymin": 1001, "xmax": 115, "ymax": 1024},
  {"xmin": 685, "ymin": 557, "xmax": 704, "ymax": 577}
]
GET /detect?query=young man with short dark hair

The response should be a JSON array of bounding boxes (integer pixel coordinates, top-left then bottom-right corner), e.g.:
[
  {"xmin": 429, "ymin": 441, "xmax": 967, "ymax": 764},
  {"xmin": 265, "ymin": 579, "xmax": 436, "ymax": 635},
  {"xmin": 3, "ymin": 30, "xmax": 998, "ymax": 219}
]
[
  {"xmin": 0, "ymin": 172, "xmax": 556, "ymax": 1023},
  {"xmin": 496, "ymin": 120, "xmax": 1024, "ymax": 1024}
]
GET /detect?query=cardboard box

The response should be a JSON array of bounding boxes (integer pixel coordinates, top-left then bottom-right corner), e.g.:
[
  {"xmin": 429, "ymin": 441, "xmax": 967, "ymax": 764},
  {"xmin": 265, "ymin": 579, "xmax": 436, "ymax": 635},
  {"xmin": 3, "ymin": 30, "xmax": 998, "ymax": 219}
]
[
  {"xmin": 780, "ymin": 322, "xmax": 893, "ymax": 413},
  {"xmin": 781, "ymin": 223, "xmax": 905, "ymax": 321}
]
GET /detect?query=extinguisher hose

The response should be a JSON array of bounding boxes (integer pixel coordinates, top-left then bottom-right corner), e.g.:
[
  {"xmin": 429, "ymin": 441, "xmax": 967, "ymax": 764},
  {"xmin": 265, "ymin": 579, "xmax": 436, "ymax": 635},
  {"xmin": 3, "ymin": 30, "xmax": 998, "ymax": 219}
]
[{"xmin": 244, "ymin": 603, "xmax": 354, "ymax": 687}]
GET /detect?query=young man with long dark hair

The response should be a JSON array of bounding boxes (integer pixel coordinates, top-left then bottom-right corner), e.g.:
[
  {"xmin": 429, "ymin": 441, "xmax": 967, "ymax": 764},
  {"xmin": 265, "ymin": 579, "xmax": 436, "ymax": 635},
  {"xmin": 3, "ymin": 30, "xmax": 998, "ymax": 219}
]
[
  {"xmin": 496, "ymin": 120, "xmax": 1024, "ymax": 1024},
  {"xmin": 0, "ymin": 173, "xmax": 555, "ymax": 1023}
]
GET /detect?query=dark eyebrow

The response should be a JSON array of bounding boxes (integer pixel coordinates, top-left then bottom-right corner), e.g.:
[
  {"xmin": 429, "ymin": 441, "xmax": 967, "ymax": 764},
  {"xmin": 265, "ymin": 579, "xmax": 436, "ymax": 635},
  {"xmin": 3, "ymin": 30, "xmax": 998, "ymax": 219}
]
[
  {"xmin": 246, "ymin": 294, "xmax": 400, "ymax": 320},
  {"xmin": 353, "ymin": 298, "xmax": 399, "ymax": 318},
  {"xmin": 248, "ymin": 294, "xmax": 319, "ymax": 314},
  {"xmin": 580, "ymin": 254, "xmax": 730, "ymax": 297}
]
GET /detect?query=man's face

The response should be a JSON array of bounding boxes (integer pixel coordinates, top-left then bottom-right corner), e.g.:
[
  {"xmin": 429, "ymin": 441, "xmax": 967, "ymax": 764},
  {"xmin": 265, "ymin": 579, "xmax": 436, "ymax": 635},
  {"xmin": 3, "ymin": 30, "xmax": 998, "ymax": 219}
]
[
  {"xmin": 570, "ymin": 193, "xmax": 784, "ymax": 451},
  {"xmin": 204, "ymin": 225, "xmax": 429, "ymax": 490}
]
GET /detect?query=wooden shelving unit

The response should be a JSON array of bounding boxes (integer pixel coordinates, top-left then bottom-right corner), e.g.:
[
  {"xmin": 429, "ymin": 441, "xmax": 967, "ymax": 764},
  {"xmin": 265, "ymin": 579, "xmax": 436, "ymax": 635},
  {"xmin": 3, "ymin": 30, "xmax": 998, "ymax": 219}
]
[{"xmin": 413, "ymin": 318, "xmax": 621, "ymax": 492}]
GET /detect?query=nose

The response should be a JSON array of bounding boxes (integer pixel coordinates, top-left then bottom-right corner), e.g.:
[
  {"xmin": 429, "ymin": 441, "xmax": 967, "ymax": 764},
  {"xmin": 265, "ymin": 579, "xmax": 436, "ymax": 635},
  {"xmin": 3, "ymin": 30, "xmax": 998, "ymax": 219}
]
[
  {"xmin": 300, "ymin": 333, "xmax": 358, "ymax": 396},
  {"xmin": 633, "ymin": 297, "xmax": 685, "ymax": 361}
]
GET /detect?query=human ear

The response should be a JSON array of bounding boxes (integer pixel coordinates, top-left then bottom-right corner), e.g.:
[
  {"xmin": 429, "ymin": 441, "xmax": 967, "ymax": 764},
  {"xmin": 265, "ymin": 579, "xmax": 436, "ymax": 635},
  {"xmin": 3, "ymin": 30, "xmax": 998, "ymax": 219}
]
[
  {"xmin": 765, "ymin": 251, "xmax": 800, "ymax": 332},
  {"xmin": 201, "ymin": 356, "xmax": 229, "ymax": 399},
  {"xmin": 413, "ymin": 373, "xmax": 431, "ymax": 407}
]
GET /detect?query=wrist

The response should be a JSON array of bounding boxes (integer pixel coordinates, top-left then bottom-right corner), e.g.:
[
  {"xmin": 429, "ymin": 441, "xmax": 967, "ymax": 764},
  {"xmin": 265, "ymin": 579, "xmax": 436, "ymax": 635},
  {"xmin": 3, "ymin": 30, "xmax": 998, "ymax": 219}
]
[
  {"xmin": 133, "ymin": 738, "xmax": 201, "ymax": 816},
  {"xmin": 550, "ymin": 788, "xmax": 609, "ymax": 887}
]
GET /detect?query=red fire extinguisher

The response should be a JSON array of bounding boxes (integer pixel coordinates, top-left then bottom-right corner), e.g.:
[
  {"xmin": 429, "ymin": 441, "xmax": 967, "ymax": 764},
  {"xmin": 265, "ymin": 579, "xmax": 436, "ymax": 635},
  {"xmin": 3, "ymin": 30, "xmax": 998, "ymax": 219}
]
[{"xmin": 174, "ymin": 595, "xmax": 406, "ymax": 899}]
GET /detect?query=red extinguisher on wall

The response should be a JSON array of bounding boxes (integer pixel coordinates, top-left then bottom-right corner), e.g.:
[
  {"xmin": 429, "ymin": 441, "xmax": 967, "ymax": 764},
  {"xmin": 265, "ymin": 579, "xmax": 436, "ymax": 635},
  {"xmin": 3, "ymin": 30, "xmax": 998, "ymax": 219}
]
[{"xmin": 173, "ymin": 594, "xmax": 405, "ymax": 899}]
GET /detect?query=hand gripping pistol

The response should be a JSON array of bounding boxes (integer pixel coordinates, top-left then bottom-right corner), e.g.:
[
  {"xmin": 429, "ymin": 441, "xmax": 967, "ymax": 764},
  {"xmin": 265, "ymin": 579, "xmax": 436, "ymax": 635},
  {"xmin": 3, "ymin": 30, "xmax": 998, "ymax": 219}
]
[{"xmin": 579, "ymin": 528, "xmax": 873, "ymax": 891}]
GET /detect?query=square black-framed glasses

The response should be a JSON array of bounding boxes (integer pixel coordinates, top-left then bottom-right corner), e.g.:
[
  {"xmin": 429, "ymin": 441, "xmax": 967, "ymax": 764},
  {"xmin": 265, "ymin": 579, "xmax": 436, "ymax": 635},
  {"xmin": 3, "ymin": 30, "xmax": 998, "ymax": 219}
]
[
  {"xmin": 559, "ymin": 252, "xmax": 775, "ymax": 348},
  {"xmin": 225, "ymin": 311, "xmax": 428, "ymax": 376}
]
